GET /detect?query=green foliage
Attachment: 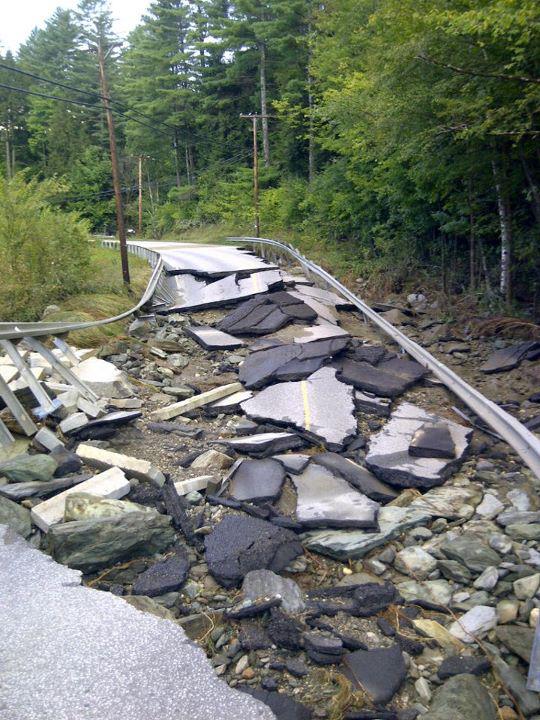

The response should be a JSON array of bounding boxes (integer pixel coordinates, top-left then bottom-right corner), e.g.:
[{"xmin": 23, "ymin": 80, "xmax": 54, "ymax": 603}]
[{"xmin": 0, "ymin": 175, "xmax": 91, "ymax": 320}]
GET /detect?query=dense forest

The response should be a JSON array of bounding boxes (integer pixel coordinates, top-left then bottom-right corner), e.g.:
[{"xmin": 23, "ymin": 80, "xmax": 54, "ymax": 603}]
[{"xmin": 0, "ymin": 0, "xmax": 539, "ymax": 309}]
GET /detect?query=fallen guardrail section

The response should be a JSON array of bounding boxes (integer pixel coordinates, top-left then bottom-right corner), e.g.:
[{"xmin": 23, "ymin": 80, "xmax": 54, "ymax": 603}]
[{"xmin": 228, "ymin": 236, "xmax": 540, "ymax": 481}]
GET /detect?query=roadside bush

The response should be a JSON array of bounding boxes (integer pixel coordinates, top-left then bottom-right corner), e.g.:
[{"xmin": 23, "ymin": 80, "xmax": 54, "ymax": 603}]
[{"xmin": 0, "ymin": 174, "xmax": 91, "ymax": 320}]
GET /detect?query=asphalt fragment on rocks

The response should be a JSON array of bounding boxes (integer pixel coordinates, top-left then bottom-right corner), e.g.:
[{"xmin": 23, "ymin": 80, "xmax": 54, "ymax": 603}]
[{"xmin": 228, "ymin": 458, "xmax": 286, "ymax": 503}]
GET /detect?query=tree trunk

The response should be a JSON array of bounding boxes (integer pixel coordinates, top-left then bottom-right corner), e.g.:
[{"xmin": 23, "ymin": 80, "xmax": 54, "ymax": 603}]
[
  {"xmin": 259, "ymin": 42, "xmax": 270, "ymax": 167},
  {"xmin": 307, "ymin": 69, "xmax": 315, "ymax": 182},
  {"xmin": 468, "ymin": 179, "xmax": 475, "ymax": 292},
  {"xmin": 478, "ymin": 236, "xmax": 493, "ymax": 297},
  {"xmin": 492, "ymin": 155, "xmax": 512, "ymax": 304},
  {"xmin": 520, "ymin": 148, "xmax": 540, "ymax": 224}
]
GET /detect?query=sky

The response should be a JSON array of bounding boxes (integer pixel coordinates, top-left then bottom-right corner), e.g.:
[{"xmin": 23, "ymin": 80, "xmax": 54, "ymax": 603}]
[{"xmin": 0, "ymin": 0, "xmax": 151, "ymax": 54}]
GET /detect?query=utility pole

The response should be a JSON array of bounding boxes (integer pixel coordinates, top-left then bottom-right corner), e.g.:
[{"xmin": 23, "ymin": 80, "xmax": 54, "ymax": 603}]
[
  {"xmin": 240, "ymin": 113, "xmax": 273, "ymax": 238},
  {"xmin": 138, "ymin": 155, "xmax": 143, "ymax": 237},
  {"xmin": 97, "ymin": 40, "xmax": 130, "ymax": 285}
]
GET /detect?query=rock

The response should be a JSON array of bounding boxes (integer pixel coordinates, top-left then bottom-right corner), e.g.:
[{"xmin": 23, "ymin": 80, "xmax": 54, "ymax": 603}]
[
  {"xmin": 422, "ymin": 674, "xmax": 497, "ymax": 720},
  {"xmin": 490, "ymin": 656, "xmax": 540, "ymax": 716},
  {"xmin": 409, "ymin": 423, "xmax": 456, "ymax": 459},
  {"xmin": 239, "ymin": 687, "xmax": 312, "ymax": 720},
  {"xmin": 449, "ymin": 606, "xmax": 497, "ymax": 643},
  {"xmin": 48, "ymin": 511, "xmax": 175, "ymax": 573},
  {"xmin": 440, "ymin": 535, "xmax": 500, "ymax": 574},
  {"xmin": 489, "ymin": 533, "xmax": 512, "ymax": 554},
  {"xmin": 191, "ymin": 449, "xmax": 234, "ymax": 471},
  {"xmin": 131, "ymin": 549, "xmax": 190, "ymax": 598},
  {"xmin": 241, "ymin": 367, "xmax": 357, "ymax": 451},
  {"xmin": 412, "ymin": 619, "xmax": 464, "ymax": 651},
  {"xmin": 72, "ymin": 357, "xmax": 133, "ymax": 398},
  {"xmin": 76, "ymin": 444, "xmax": 166, "ymax": 487},
  {"xmin": 513, "ymin": 573, "xmax": 540, "ymax": 599},
  {"xmin": 242, "ymin": 569, "xmax": 306, "ymax": 613},
  {"xmin": 398, "ymin": 579, "xmax": 452, "ymax": 606},
  {"xmin": 497, "ymin": 510, "xmax": 540, "ymax": 527},
  {"xmin": 507, "ymin": 488, "xmax": 531, "ymax": 512},
  {"xmin": 63, "ymin": 492, "xmax": 153, "ymax": 522},
  {"xmin": 267, "ymin": 607, "xmax": 304, "ymax": 650},
  {"xmin": 229, "ymin": 459, "xmax": 286, "ymax": 503},
  {"xmin": 342, "ymin": 645, "xmax": 407, "ymax": 705},
  {"xmin": 303, "ymin": 505, "xmax": 432, "ymax": 560},
  {"xmin": 353, "ymin": 581, "xmax": 399, "ymax": 616},
  {"xmin": 204, "ymin": 515, "xmax": 303, "ymax": 588},
  {"xmin": 312, "ymin": 452, "xmax": 398, "ymax": 503},
  {"xmin": 239, "ymin": 622, "xmax": 272, "ymax": 651},
  {"xmin": 220, "ymin": 432, "xmax": 305, "ymax": 458},
  {"xmin": 128, "ymin": 318, "xmax": 152, "ymax": 337},
  {"xmin": 505, "ymin": 523, "xmax": 540, "ymax": 541},
  {"xmin": 473, "ymin": 566, "xmax": 499, "ymax": 591},
  {"xmin": 33, "ymin": 427, "xmax": 64, "ymax": 452},
  {"xmin": 497, "ymin": 599, "xmax": 519, "ymax": 624},
  {"xmin": 437, "ymin": 655, "xmax": 491, "ymax": 679},
  {"xmin": 475, "ymin": 494, "xmax": 504, "ymax": 519},
  {"xmin": 0, "ymin": 495, "xmax": 32, "ymax": 538},
  {"xmin": 0, "ymin": 453, "xmax": 57, "ymax": 483},
  {"xmin": 438, "ymin": 559, "xmax": 472, "ymax": 584},
  {"xmin": 285, "ymin": 658, "xmax": 309, "ymax": 677},
  {"xmin": 410, "ymin": 486, "xmax": 480, "ymax": 519},
  {"xmin": 0, "ymin": 474, "xmax": 91, "ymax": 501},
  {"xmin": 50, "ymin": 447, "xmax": 83, "ymax": 477},
  {"xmin": 59, "ymin": 412, "xmax": 89, "ymax": 436},
  {"xmin": 291, "ymin": 464, "xmax": 379, "ymax": 530},
  {"xmin": 415, "ymin": 677, "xmax": 432, "ymax": 704},
  {"xmin": 123, "ymin": 594, "xmax": 176, "ymax": 621},
  {"xmin": 495, "ymin": 625, "xmax": 534, "ymax": 662},
  {"xmin": 480, "ymin": 341, "xmax": 540, "ymax": 374},
  {"xmin": 394, "ymin": 547, "xmax": 437, "ymax": 579},
  {"xmin": 365, "ymin": 403, "xmax": 471, "ymax": 489}
]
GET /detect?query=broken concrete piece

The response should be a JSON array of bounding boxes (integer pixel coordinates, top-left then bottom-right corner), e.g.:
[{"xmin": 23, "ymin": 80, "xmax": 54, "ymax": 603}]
[
  {"xmin": 365, "ymin": 402, "xmax": 471, "ymax": 488},
  {"xmin": 59, "ymin": 412, "xmax": 89, "ymax": 435},
  {"xmin": 239, "ymin": 338, "xmax": 348, "ymax": 389},
  {"xmin": 312, "ymin": 453, "xmax": 398, "ymax": 503},
  {"xmin": 342, "ymin": 645, "xmax": 406, "ymax": 705},
  {"xmin": 409, "ymin": 422, "xmax": 456, "ymax": 459},
  {"xmin": 150, "ymin": 382, "xmax": 243, "ymax": 421},
  {"xmin": 185, "ymin": 325, "xmax": 244, "ymax": 350},
  {"xmin": 174, "ymin": 476, "xmax": 215, "ymax": 495},
  {"xmin": 30, "ymin": 467, "xmax": 130, "ymax": 532},
  {"xmin": 219, "ymin": 432, "xmax": 305, "ymax": 458},
  {"xmin": 204, "ymin": 515, "xmax": 303, "ymax": 588},
  {"xmin": 72, "ymin": 357, "xmax": 133, "ymax": 398},
  {"xmin": 480, "ymin": 340, "xmax": 540, "ymax": 374},
  {"xmin": 33, "ymin": 427, "xmax": 64, "ymax": 452},
  {"xmin": 218, "ymin": 292, "xmax": 317, "ymax": 336},
  {"xmin": 291, "ymin": 464, "xmax": 379, "ymax": 530},
  {"xmin": 241, "ymin": 367, "xmax": 356, "ymax": 451},
  {"xmin": 75, "ymin": 444, "xmax": 166, "ymax": 487},
  {"xmin": 228, "ymin": 459, "xmax": 285, "ymax": 503}
]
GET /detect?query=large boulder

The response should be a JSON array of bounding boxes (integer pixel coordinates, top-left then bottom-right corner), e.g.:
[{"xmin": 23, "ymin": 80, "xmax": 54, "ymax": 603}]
[
  {"xmin": 0, "ymin": 453, "xmax": 57, "ymax": 483},
  {"xmin": 422, "ymin": 674, "xmax": 497, "ymax": 720}
]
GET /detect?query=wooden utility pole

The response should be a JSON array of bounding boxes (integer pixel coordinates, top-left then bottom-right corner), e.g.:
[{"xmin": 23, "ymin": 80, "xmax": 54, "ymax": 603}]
[
  {"xmin": 240, "ymin": 113, "xmax": 273, "ymax": 237},
  {"xmin": 97, "ymin": 40, "xmax": 130, "ymax": 285},
  {"xmin": 138, "ymin": 155, "xmax": 143, "ymax": 236}
]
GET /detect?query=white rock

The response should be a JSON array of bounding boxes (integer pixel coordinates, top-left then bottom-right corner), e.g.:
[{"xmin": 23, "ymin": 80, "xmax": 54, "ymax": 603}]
[
  {"xmin": 394, "ymin": 547, "xmax": 438, "ymax": 580},
  {"xmin": 76, "ymin": 444, "xmax": 166, "ymax": 487},
  {"xmin": 34, "ymin": 427, "xmax": 64, "ymax": 452},
  {"xmin": 449, "ymin": 606, "xmax": 497, "ymax": 643},
  {"xmin": 475, "ymin": 493, "xmax": 504, "ymax": 519},
  {"xmin": 507, "ymin": 489, "xmax": 531, "ymax": 512},
  {"xmin": 72, "ymin": 357, "xmax": 133, "ymax": 399},
  {"xmin": 415, "ymin": 677, "xmax": 432, "ymax": 703},
  {"xmin": 191, "ymin": 449, "xmax": 233, "ymax": 471},
  {"xmin": 473, "ymin": 566, "xmax": 499, "ymax": 591},
  {"xmin": 59, "ymin": 412, "xmax": 88, "ymax": 435},
  {"xmin": 497, "ymin": 598, "xmax": 519, "ymax": 624},
  {"xmin": 513, "ymin": 573, "xmax": 540, "ymax": 600},
  {"xmin": 235, "ymin": 655, "xmax": 249, "ymax": 675},
  {"xmin": 529, "ymin": 607, "xmax": 539, "ymax": 628},
  {"xmin": 174, "ymin": 476, "xmax": 214, "ymax": 496},
  {"xmin": 30, "ymin": 467, "xmax": 130, "ymax": 532}
]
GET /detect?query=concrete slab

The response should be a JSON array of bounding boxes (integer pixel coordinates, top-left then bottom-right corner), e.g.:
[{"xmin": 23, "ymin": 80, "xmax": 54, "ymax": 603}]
[
  {"xmin": 241, "ymin": 367, "xmax": 356, "ymax": 450},
  {"xmin": 365, "ymin": 402, "xmax": 472, "ymax": 488},
  {"xmin": 293, "ymin": 284, "xmax": 351, "ymax": 309},
  {"xmin": 291, "ymin": 464, "xmax": 379, "ymax": 529},
  {"xmin": 0, "ymin": 525, "xmax": 275, "ymax": 720},
  {"xmin": 76, "ymin": 444, "xmax": 166, "ymax": 487},
  {"xmin": 150, "ymin": 382, "xmax": 243, "ymax": 421},
  {"xmin": 185, "ymin": 325, "xmax": 244, "ymax": 350},
  {"xmin": 30, "ymin": 467, "xmax": 130, "ymax": 532}
]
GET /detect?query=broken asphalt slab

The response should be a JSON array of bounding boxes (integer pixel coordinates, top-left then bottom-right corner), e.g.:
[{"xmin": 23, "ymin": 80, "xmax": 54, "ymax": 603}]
[
  {"xmin": 185, "ymin": 325, "xmax": 244, "ymax": 350},
  {"xmin": 241, "ymin": 367, "xmax": 356, "ymax": 450},
  {"xmin": 337, "ymin": 358, "xmax": 427, "ymax": 399},
  {"xmin": 480, "ymin": 340, "xmax": 540, "ymax": 374},
  {"xmin": 228, "ymin": 458, "xmax": 286, "ymax": 503},
  {"xmin": 217, "ymin": 292, "xmax": 317, "ymax": 336},
  {"xmin": 365, "ymin": 402, "xmax": 472, "ymax": 488},
  {"xmin": 204, "ymin": 514, "xmax": 303, "ymax": 588},
  {"xmin": 217, "ymin": 432, "xmax": 305, "ymax": 457},
  {"xmin": 0, "ymin": 525, "xmax": 275, "ymax": 720},
  {"xmin": 312, "ymin": 452, "xmax": 398, "ymax": 503}
]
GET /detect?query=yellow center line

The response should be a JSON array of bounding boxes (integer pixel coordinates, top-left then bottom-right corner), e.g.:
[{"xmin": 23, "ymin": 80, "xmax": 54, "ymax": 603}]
[{"xmin": 300, "ymin": 380, "xmax": 311, "ymax": 431}]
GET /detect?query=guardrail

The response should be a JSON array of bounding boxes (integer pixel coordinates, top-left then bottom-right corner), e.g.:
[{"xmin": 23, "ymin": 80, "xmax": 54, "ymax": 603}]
[{"xmin": 228, "ymin": 235, "xmax": 540, "ymax": 480}]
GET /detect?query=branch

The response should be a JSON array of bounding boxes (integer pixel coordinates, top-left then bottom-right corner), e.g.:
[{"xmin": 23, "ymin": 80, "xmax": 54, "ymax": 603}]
[{"xmin": 415, "ymin": 53, "xmax": 540, "ymax": 85}]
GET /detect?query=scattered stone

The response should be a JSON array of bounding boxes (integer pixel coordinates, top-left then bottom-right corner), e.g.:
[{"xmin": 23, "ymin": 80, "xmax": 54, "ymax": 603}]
[
  {"xmin": 415, "ymin": 677, "xmax": 432, "ymax": 704},
  {"xmin": 365, "ymin": 403, "xmax": 471, "ymax": 488},
  {"xmin": 132, "ymin": 549, "xmax": 190, "ymax": 597},
  {"xmin": 0, "ymin": 453, "xmax": 57, "ymax": 483},
  {"xmin": 513, "ymin": 573, "xmax": 540, "ymax": 600},
  {"xmin": 291, "ymin": 464, "xmax": 379, "ymax": 530},
  {"xmin": 505, "ymin": 523, "xmax": 540, "ymax": 541},
  {"xmin": 473, "ymin": 566, "xmax": 499, "ymax": 591},
  {"xmin": 412, "ymin": 619, "xmax": 464, "ymax": 651},
  {"xmin": 72, "ymin": 357, "xmax": 133, "ymax": 398},
  {"xmin": 267, "ymin": 607, "xmax": 304, "ymax": 650},
  {"xmin": 76, "ymin": 444, "xmax": 166, "ymax": 487},
  {"xmin": 48, "ymin": 511, "xmax": 176, "ymax": 573},
  {"xmin": 398, "ymin": 579, "xmax": 452, "ymax": 606},
  {"xmin": 242, "ymin": 569, "xmax": 306, "ymax": 613},
  {"xmin": 496, "ymin": 625, "xmax": 534, "ymax": 662},
  {"xmin": 229, "ymin": 459, "xmax": 286, "ymax": 503},
  {"xmin": 422, "ymin": 673, "xmax": 497, "ymax": 720},
  {"xmin": 31, "ymin": 467, "xmax": 130, "ymax": 532},
  {"xmin": 191, "ymin": 449, "xmax": 233, "ymax": 471},
  {"xmin": 0, "ymin": 474, "xmax": 90, "ymax": 501},
  {"xmin": 497, "ymin": 598, "xmax": 519, "ymax": 624},
  {"xmin": 480, "ymin": 341, "xmax": 540, "ymax": 374},
  {"xmin": 410, "ymin": 485, "xmax": 480, "ymax": 519},
  {"xmin": 353, "ymin": 581, "xmax": 399, "ymax": 616},
  {"xmin": 449, "ymin": 606, "xmax": 497, "ymax": 643},
  {"xmin": 63, "ymin": 492, "xmax": 153, "ymax": 521},
  {"xmin": 476, "ymin": 493, "xmax": 504, "ymax": 519},
  {"xmin": 0, "ymin": 495, "xmax": 32, "ymax": 538},
  {"xmin": 441, "ymin": 535, "xmax": 501, "ymax": 574},
  {"xmin": 490, "ymin": 656, "xmax": 540, "ymax": 716},
  {"xmin": 33, "ymin": 427, "xmax": 64, "ymax": 452},
  {"xmin": 204, "ymin": 515, "xmax": 303, "ymax": 588},
  {"xmin": 239, "ymin": 622, "xmax": 272, "ymax": 651},
  {"xmin": 342, "ymin": 645, "xmax": 406, "ymax": 705},
  {"xmin": 285, "ymin": 658, "xmax": 309, "ymax": 677},
  {"xmin": 437, "ymin": 655, "xmax": 491, "ymax": 679},
  {"xmin": 409, "ymin": 423, "xmax": 456, "ymax": 459},
  {"xmin": 394, "ymin": 547, "xmax": 437, "ymax": 579}
]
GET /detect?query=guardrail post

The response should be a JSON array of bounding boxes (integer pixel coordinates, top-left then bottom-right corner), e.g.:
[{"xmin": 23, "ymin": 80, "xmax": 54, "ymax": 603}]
[
  {"xmin": 0, "ymin": 340, "xmax": 57, "ymax": 415},
  {"xmin": 0, "ymin": 374, "xmax": 38, "ymax": 437}
]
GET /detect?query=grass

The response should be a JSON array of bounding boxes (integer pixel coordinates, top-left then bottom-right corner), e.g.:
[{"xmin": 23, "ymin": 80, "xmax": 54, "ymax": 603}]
[{"xmin": 44, "ymin": 245, "xmax": 152, "ymax": 347}]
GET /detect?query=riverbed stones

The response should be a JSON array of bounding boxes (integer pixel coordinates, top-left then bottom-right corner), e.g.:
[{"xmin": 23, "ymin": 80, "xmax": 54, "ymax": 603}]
[
  {"xmin": 243, "ymin": 569, "xmax": 306, "ymax": 613},
  {"xmin": 132, "ymin": 549, "xmax": 190, "ymax": 597},
  {"xmin": 48, "ymin": 510, "xmax": 176, "ymax": 573},
  {"xmin": 513, "ymin": 573, "xmax": 540, "ymax": 599},
  {"xmin": 410, "ymin": 485, "xmax": 480, "ymax": 519},
  {"xmin": 229, "ymin": 459, "xmax": 285, "ymax": 503},
  {"xmin": 291, "ymin": 464, "xmax": 379, "ymax": 530},
  {"xmin": 303, "ymin": 505, "xmax": 432, "ymax": 560},
  {"xmin": 437, "ymin": 655, "xmax": 491, "ymax": 679},
  {"xmin": 0, "ymin": 495, "xmax": 32, "ymax": 538},
  {"xmin": 204, "ymin": 515, "xmax": 303, "ymax": 588},
  {"xmin": 496, "ymin": 625, "xmax": 534, "ymax": 662},
  {"xmin": 312, "ymin": 452, "xmax": 398, "ymax": 503},
  {"xmin": 440, "ymin": 535, "xmax": 501, "ymax": 574},
  {"xmin": 365, "ymin": 403, "xmax": 472, "ymax": 488},
  {"xmin": 449, "ymin": 606, "xmax": 497, "ymax": 643},
  {"xmin": 241, "ymin": 367, "xmax": 356, "ymax": 450},
  {"xmin": 0, "ymin": 452, "xmax": 57, "ymax": 483},
  {"xmin": 422, "ymin": 673, "xmax": 497, "ymax": 720},
  {"xmin": 342, "ymin": 645, "xmax": 407, "ymax": 705},
  {"xmin": 72, "ymin": 357, "xmax": 133, "ymax": 398},
  {"xmin": 239, "ymin": 337, "xmax": 348, "ymax": 389},
  {"xmin": 394, "ymin": 546, "xmax": 438, "ymax": 579}
]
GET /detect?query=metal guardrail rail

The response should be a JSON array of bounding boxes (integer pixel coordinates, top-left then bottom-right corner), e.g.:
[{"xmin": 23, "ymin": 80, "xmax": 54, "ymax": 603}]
[{"xmin": 228, "ymin": 235, "xmax": 540, "ymax": 480}]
